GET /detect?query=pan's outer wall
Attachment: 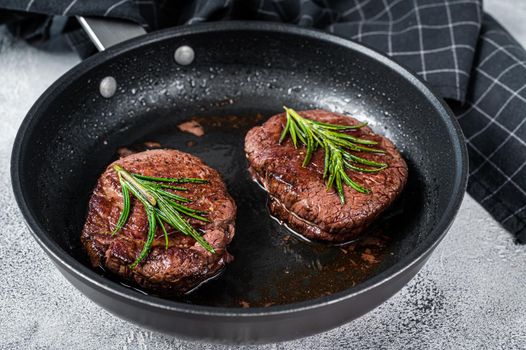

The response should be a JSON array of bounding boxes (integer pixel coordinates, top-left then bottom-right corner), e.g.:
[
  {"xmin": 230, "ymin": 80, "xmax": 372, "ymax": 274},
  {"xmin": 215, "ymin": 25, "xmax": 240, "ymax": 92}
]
[
  {"xmin": 11, "ymin": 22, "xmax": 467, "ymax": 344},
  {"xmin": 54, "ymin": 249, "xmax": 432, "ymax": 343}
]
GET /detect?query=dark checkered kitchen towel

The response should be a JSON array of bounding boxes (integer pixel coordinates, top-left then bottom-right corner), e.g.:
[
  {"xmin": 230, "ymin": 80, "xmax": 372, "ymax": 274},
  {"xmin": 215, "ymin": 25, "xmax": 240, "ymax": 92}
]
[{"xmin": 1, "ymin": 0, "xmax": 525, "ymax": 243}]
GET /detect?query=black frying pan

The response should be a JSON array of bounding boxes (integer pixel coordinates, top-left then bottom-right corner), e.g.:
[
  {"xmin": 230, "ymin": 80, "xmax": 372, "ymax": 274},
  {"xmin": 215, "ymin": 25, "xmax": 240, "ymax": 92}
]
[{"xmin": 10, "ymin": 21, "xmax": 467, "ymax": 344}]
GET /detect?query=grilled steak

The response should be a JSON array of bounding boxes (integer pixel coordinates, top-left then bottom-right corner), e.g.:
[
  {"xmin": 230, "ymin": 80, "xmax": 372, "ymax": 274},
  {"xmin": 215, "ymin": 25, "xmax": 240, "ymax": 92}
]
[
  {"xmin": 245, "ymin": 110, "xmax": 407, "ymax": 242},
  {"xmin": 81, "ymin": 149, "xmax": 236, "ymax": 294}
]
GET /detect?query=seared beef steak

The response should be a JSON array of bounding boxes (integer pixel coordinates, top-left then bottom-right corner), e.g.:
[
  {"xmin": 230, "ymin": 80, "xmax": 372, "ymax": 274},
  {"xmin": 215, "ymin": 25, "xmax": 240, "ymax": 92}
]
[
  {"xmin": 245, "ymin": 110, "xmax": 407, "ymax": 242},
  {"xmin": 81, "ymin": 149, "xmax": 236, "ymax": 294}
]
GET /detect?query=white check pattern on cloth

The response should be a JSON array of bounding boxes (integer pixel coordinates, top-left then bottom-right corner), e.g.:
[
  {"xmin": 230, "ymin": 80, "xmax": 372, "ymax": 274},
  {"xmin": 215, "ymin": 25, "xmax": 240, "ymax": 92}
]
[
  {"xmin": 1, "ymin": 0, "xmax": 524, "ymax": 241},
  {"xmin": 451, "ymin": 15, "xmax": 526, "ymax": 241},
  {"xmin": 323, "ymin": 0, "xmax": 481, "ymax": 101}
]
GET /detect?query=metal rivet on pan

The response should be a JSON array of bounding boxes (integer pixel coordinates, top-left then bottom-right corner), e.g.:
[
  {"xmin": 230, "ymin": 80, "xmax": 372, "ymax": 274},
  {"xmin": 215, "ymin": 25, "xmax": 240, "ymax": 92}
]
[
  {"xmin": 174, "ymin": 45, "xmax": 195, "ymax": 65},
  {"xmin": 99, "ymin": 76, "xmax": 117, "ymax": 98}
]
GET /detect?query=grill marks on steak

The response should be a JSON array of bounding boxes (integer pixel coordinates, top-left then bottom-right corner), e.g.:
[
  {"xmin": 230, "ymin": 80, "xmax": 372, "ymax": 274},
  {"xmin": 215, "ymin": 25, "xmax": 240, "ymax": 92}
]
[
  {"xmin": 81, "ymin": 149, "xmax": 236, "ymax": 294},
  {"xmin": 245, "ymin": 110, "xmax": 408, "ymax": 242}
]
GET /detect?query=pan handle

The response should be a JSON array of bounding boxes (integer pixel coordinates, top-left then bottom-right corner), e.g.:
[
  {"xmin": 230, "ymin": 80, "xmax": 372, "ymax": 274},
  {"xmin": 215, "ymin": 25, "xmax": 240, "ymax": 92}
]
[{"xmin": 77, "ymin": 16, "xmax": 147, "ymax": 52}]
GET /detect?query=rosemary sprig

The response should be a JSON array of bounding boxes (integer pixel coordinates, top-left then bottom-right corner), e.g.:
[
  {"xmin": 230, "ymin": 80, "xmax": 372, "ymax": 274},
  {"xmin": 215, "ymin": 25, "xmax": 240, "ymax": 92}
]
[
  {"xmin": 111, "ymin": 164, "xmax": 214, "ymax": 268},
  {"xmin": 279, "ymin": 107, "xmax": 388, "ymax": 203}
]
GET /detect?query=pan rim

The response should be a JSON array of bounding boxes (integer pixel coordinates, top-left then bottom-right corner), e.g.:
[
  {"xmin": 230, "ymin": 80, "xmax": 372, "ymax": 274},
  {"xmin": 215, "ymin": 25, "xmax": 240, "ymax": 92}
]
[{"xmin": 11, "ymin": 20, "xmax": 468, "ymax": 318}]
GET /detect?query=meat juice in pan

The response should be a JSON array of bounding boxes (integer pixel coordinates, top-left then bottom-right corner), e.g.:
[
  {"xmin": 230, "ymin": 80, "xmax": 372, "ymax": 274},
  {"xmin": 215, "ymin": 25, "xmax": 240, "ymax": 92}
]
[{"xmin": 88, "ymin": 113, "xmax": 412, "ymax": 308}]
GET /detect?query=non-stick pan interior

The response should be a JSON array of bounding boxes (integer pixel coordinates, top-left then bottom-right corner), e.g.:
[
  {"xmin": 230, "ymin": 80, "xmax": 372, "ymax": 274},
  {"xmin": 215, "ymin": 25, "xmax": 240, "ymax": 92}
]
[{"xmin": 16, "ymin": 25, "xmax": 459, "ymax": 308}]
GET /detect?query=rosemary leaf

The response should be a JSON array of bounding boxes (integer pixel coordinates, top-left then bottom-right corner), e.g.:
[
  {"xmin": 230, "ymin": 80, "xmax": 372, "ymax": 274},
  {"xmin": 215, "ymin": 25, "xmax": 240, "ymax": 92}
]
[
  {"xmin": 130, "ymin": 208, "xmax": 157, "ymax": 269},
  {"xmin": 164, "ymin": 198, "xmax": 209, "ymax": 222},
  {"xmin": 134, "ymin": 173, "xmax": 208, "ymax": 184},
  {"xmin": 344, "ymin": 153, "xmax": 387, "ymax": 168},
  {"xmin": 157, "ymin": 216, "xmax": 169, "ymax": 250},
  {"xmin": 279, "ymin": 114, "xmax": 291, "ymax": 144},
  {"xmin": 112, "ymin": 175, "xmax": 131, "ymax": 235},
  {"xmin": 155, "ymin": 183, "xmax": 188, "ymax": 191},
  {"xmin": 144, "ymin": 182, "xmax": 192, "ymax": 203}
]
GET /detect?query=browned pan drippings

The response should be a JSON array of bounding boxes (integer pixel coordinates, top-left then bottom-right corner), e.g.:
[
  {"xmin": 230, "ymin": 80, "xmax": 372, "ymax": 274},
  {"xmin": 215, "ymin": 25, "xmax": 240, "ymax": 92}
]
[{"xmin": 105, "ymin": 113, "xmax": 410, "ymax": 307}]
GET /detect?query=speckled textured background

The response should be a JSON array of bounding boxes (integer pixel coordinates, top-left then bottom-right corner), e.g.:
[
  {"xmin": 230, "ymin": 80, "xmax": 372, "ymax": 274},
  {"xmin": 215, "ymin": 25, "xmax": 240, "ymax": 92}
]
[{"xmin": 1, "ymin": 1, "xmax": 526, "ymax": 349}]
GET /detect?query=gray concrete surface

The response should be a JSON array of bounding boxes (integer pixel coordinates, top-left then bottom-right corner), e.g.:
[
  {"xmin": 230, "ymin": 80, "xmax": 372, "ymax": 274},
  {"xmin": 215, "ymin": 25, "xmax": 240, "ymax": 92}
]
[{"xmin": 1, "ymin": 1, "xmax": 525, "ymax": 349}]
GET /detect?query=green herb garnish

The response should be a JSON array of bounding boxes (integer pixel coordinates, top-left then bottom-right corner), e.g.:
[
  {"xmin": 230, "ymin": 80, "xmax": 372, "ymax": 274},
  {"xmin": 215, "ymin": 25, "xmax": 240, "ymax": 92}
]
[
  {"xmin": 279, "ymin": 107, "xmax": 387, "ymax": 203},
  {"xmin": 112, "ymin": 164, "xmax": 214, "ymax": 268}
]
